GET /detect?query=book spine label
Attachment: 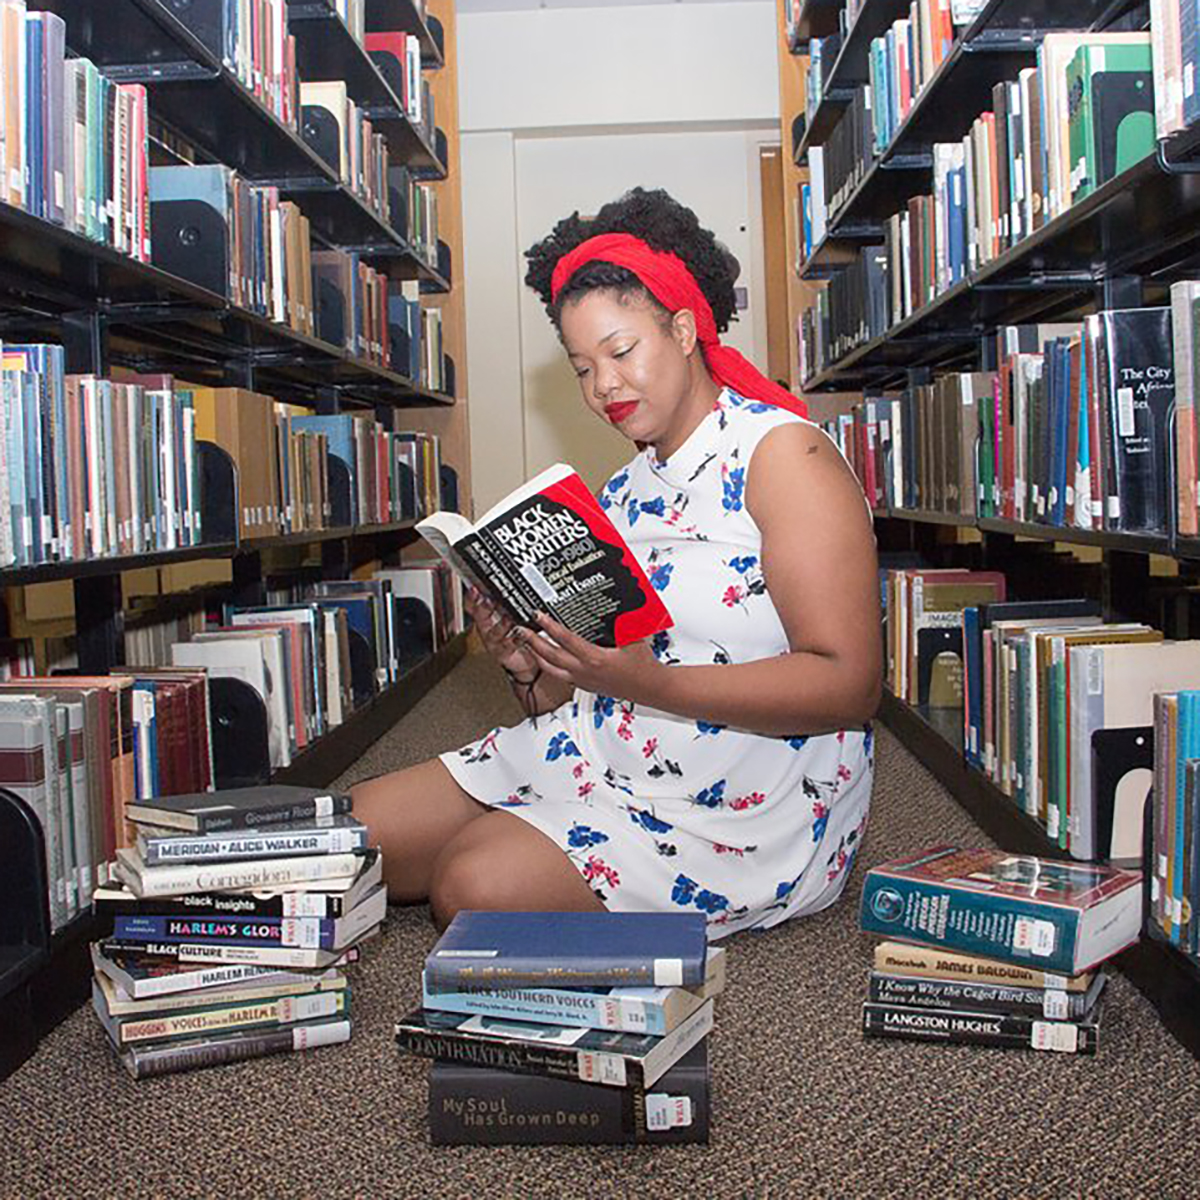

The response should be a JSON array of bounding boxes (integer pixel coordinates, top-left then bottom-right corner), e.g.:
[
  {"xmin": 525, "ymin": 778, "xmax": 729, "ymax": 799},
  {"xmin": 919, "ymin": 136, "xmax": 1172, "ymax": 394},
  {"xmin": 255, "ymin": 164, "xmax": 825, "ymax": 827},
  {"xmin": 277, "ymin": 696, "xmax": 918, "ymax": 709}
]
[
  {"xmin": 860, "ymin": 872, "xmax": 1084, "ymax": 974},
  {"xmin": 124, "ymin": 850, "xmax": 361, "ymax": 898},
  {"xmin": 104, "ymin": 939, "xmax": 336, "ymax": 970},
  {"xmin": 862, "ymin": 1002, "xmax": 1098, "ymax": 1053}
]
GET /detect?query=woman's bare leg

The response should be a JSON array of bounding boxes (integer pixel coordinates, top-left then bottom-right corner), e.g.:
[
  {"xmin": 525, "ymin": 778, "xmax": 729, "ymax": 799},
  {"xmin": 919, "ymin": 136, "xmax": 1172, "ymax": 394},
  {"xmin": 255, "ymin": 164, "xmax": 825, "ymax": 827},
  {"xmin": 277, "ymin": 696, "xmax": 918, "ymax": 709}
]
[
  {"xmin": 428, "ymin": 810, "xmax": 607, "ymax": 930},
  {"xmin": 350, "ymin": 759, "xmax": 488, "ymax": 902}
]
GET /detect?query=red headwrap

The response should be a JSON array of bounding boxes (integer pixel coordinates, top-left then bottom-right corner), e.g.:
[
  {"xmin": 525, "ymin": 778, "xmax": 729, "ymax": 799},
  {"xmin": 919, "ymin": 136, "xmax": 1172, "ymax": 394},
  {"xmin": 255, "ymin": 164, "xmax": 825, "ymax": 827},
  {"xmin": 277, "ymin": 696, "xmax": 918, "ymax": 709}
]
[{"xmin": 550, "ymin": 232, "xmax": 807, "ymax": 417}]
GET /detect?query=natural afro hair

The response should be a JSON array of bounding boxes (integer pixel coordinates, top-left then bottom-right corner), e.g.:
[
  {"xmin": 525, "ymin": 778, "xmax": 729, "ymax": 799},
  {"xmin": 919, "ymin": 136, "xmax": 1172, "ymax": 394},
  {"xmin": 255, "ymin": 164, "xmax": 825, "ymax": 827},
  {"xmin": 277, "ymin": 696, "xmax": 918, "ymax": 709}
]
[{"xmin": 524, "ymin": 188, "xmax": 739, "ymax": 334}]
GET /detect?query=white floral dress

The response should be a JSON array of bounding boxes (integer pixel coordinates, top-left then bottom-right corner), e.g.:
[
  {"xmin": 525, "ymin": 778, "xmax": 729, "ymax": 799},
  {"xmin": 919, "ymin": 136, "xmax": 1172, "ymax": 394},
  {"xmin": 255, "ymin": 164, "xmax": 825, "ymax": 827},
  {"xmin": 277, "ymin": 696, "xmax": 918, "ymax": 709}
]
[{"xmin": 442, "ymin": 389, "xmax": 873, "ymax": 940}]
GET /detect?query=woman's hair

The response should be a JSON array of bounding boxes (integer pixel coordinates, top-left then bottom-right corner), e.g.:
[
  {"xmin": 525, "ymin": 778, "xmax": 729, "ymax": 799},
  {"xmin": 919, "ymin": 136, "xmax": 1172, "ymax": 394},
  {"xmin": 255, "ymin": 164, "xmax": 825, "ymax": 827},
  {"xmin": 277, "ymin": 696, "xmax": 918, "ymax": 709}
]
[{"xmin": 524, "ymin": 187, "xmax": 738, "ymax": 333}]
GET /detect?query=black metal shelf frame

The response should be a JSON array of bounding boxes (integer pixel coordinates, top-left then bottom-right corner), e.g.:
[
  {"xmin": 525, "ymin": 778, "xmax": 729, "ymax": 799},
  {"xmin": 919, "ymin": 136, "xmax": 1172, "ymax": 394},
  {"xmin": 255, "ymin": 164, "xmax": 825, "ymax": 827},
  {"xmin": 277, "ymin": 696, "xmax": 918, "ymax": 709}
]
[
  {"xmin": 874, "ymin": 507, "xmax": 1189, "ymax": 561},
  {"xmin": 790, "ymin": 0, "xmax": 843, "ymax": 47},
  {"xmin": 0, "ymin": 199, "xmax": 454, "ymax": 407}
]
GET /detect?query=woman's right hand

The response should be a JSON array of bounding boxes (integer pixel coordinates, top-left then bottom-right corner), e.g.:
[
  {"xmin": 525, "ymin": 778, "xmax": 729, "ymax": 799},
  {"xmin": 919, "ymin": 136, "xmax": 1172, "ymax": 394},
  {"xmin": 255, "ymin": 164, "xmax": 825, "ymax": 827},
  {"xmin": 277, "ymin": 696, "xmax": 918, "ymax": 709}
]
[{"xmin": 465, "ymin": 588, "xmax": 540, "ymax": 681}]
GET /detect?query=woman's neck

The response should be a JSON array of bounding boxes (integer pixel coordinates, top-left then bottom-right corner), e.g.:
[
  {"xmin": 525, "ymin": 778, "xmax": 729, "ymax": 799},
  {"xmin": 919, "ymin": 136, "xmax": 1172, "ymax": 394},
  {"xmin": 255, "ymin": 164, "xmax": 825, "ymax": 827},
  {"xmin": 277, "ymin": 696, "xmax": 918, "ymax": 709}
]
[{"xmin": 651, "ymin": 367, "xmax": 723, "ymax": 462}]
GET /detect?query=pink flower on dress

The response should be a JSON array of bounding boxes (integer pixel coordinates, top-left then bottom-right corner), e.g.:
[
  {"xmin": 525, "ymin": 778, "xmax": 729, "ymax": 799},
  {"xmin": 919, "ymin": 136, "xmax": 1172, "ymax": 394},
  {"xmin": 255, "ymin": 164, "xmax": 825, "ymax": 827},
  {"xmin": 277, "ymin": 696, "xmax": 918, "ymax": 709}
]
[
  {"xmin": 578, "ymin": 781, "xmax": 595, "ymax": 798},
  {"xmin": 573, "ymin": 763, "xmax": 585, "ymax": 779},
  {"xmin": 617, "ymin": 724, "xmax": 634, "ymax": 741},
  {"xmin": 837, "ymin": 764, "xmax": 852, "ymax": 782},
  {"xmin": 723, "ymin": 584, "xmax": 744, "ymax": 608},
  {"xmin": 643, "ymin": 737, "xmax": 659, "ymax": 758},
  {"xmin": 730, "ymin": 791, "xmax": 766, "ymax": 812},
  {"xmin": 582, "ymin": 855, "xmax": 620, "ymax": 889},
  {"xmin": 713, "ymin": 843, "xmax": 746, "ymax": 857}
]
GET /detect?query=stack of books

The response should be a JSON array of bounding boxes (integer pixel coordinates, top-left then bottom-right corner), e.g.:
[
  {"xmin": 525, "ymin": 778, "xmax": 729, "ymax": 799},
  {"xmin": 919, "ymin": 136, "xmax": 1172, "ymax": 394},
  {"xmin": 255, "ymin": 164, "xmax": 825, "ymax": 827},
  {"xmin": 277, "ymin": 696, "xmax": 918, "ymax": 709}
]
[
  {"xmin": 858, "ymin": 846, "xmax": 1143, "ymax": 1055},
  {"xmin": 394, "ymin": 912, "xmax": 724, "ymax": 1145},
  {"xmin": 89, "ymin": 785, "xmax": 384, "ymax": 1080}
]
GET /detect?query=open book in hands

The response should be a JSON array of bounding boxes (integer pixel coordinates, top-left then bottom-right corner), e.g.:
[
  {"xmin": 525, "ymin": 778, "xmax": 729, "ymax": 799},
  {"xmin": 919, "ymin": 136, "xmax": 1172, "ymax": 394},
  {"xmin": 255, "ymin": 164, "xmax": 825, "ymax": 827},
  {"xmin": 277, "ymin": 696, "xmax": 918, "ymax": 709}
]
[{"xmin": 416, "ymin": 463, "xmax": 672, "ymax": 648}]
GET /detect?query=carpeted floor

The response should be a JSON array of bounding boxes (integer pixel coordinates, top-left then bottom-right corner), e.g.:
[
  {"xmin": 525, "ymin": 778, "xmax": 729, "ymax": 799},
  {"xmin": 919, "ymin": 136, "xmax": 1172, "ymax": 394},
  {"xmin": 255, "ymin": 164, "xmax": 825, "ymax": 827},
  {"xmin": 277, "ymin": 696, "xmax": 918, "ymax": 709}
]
[{"xmin": 3, "ymin": 650, "xmax": 1200, "ymax": 1199}]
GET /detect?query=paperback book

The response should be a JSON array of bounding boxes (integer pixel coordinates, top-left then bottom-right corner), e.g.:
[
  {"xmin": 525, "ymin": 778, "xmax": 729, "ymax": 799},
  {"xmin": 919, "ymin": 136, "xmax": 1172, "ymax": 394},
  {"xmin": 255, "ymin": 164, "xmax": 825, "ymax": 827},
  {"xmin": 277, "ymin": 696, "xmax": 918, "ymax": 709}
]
[
  {"xmin": 417, "ymin": 462, "xmax": 672, "ymax": 648},
  {"xmin": 422, "ymin": 946, "xmax": 726, "ymax": 1037},
  {"xmin": 394, "ymin": 998, "xmax": 714, "ymax": 1090},
  {"xmin": 135, "ymin": 815, "xmax": 369, "ymax": 866}
]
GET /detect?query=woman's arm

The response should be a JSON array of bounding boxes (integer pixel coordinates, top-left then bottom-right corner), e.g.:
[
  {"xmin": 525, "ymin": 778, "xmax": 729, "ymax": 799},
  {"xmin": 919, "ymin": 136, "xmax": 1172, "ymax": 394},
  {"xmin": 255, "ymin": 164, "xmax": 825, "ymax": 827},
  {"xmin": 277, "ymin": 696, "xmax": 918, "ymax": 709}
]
[
  {"xmin": 521, "ymin": 422, "xmax": 882, "ymax": 734},
  {"xmin": 466, "ymin": 588, "xmax": 575, "ymax": 716}
]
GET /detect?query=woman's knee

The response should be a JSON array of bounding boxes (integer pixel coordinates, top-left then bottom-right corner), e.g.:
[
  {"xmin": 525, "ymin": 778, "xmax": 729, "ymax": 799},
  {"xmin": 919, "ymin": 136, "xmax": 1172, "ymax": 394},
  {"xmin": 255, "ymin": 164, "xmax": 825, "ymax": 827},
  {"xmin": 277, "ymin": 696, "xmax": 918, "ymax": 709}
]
[{"xmin": 428, "ymin": 843, "xmax": 504, "ymax": 929}]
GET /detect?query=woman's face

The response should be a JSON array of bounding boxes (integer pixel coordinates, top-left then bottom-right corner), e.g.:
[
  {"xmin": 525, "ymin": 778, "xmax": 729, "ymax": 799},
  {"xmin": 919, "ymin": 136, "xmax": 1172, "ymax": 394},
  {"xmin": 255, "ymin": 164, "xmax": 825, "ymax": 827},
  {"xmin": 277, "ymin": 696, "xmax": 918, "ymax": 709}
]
[{"xmin": 559, "ymin": 288, "xmax": 694, "ymax": 449}]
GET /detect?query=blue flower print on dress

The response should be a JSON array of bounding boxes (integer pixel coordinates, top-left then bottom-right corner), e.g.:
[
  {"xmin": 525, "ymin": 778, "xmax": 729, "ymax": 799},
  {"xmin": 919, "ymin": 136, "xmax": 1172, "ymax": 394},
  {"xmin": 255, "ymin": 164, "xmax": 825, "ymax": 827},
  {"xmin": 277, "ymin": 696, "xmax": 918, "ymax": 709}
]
[
  {"xmin": 784, "ymin": 735, "xmax": 809, "ymax": 751},
  {"xmin": 692, "ymin": 779, "xmax": 727, "ymax": 808},
  {"xmin": 693, "ymin": 888, "xmax": 730, "ymax": 914},
  {"xmin": 650, "ymin": 631, "xmax": 678, "ymax": 664},
  {"xmin": 628, "ymin": 807, "xmax": 673, "ymax": 834},
  {"xmin": 721, "ymin": 463, "xmax": 746, "ymax": 513},
  {"xmin": 567, "ymin": 823, "xmax": 610, "ymax": 849},
  {"xmin": 649, "ymin": 562, "xmax": 674, "ymax": 591},
  {"xmin": 639, "ymin": 497, "xmax": 666, "ymax": 519},
  {"xmin": 729, "ymin": 555, "xmax": 758, "ymax": 575},
  {"xmin": 545, "ymin": 731, "xmax": 581, "ymax": 762},
  {"xmin": 671, "ymin": 874, "xmax": 697, "ymax": 906},
  {"xmin": 593, "ymin": 695, "xmax": 616, "ymax": 729},
  {"xmin": 812, "ymin": 801, "xmax": 830, "ymax": 842},
  {"xmin": 695, "ymin": 720, "xmax": 725, "ymax": 737},
  {"xmin": 605, "ymin": 469, "xmax": 629, "ymax": 496}
]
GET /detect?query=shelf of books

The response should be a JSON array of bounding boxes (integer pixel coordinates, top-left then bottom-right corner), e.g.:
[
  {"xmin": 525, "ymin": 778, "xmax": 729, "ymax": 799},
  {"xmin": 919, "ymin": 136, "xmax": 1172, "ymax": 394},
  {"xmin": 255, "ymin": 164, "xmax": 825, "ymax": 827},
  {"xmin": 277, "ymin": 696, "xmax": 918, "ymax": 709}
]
[
  {"xmin": 785, "ymin": 0, "xmax": 1200, "ymax": 1061},
  {"xmin": 0, "ymin": 0, "xmax": 473, "ymax": 1079}
]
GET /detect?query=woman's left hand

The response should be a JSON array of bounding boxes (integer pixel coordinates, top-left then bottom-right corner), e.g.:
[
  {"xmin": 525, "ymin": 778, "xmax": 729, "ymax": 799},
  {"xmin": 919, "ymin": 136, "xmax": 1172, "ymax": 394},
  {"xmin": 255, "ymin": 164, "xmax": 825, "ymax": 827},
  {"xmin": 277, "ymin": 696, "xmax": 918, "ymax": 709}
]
[{"xmin": 519, "ymin": 615, "xmax": 664, "ymax": 703}]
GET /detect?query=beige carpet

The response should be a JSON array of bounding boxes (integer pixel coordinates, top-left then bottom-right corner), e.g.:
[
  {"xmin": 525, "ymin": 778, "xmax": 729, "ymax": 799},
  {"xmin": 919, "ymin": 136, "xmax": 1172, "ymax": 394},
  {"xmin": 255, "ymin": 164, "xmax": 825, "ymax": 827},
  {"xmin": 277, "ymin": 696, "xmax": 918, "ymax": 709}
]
[{"xmin": 2, "ymin": 651, "xmax": 1199, "ymax": 1199}]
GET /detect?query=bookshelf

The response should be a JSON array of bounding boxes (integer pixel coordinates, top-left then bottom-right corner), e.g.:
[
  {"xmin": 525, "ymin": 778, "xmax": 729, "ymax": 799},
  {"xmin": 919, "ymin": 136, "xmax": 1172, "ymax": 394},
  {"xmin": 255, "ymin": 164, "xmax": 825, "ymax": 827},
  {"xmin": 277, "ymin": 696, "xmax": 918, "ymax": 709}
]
[
  {"xmin": 0, "ymin": 0, "xmax": 473, "ymax": 1078},
  {"xmin": 782, "ymin": 0, "xmax": 1200, "ymax": 1060}
]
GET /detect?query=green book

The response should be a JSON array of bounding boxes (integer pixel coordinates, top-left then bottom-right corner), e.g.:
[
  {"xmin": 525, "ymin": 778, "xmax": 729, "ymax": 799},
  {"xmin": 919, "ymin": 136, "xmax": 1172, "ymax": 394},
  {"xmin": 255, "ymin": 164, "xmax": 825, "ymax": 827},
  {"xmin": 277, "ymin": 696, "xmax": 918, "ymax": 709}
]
[{"xmin": 1067, "ymin": 40, "xmax": 1154, "ymax": 204}]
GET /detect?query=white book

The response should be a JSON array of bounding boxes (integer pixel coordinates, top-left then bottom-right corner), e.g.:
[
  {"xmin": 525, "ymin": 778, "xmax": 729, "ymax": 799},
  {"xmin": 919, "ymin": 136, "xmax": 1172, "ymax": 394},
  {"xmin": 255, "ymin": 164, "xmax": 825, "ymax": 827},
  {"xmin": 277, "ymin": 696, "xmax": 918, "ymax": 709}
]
[{"xmin": 113, "ymin": 844, "xmax": 365, "ymax": 899}]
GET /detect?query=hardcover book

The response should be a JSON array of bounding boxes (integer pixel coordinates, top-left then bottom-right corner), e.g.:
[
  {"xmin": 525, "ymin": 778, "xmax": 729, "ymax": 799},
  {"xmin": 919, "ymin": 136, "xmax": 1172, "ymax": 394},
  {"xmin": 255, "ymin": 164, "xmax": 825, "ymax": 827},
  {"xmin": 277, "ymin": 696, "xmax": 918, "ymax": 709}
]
[
  {"xmin": 425, "ymin": 911, "xmax": 708, "ymax": 990},
  {"xmin": 395, "ymin": 998, "xmax": 714, "ymax": 1090},
  {"xmin": 93, "ymin": 978, "xmax": 349, "ymax": 1047},
  {"xmin": 125, "ymin": 784, "xmax": 353, "ymax": 834},
  {"xmin": 428, "ymin": 1042, "xmax": 710, "ymax": 1145},
  {"xmin": 120, "ymin": 1017, "xmax": 352, "ymax": 1079},
  {"xmin": 862, "ymin": 1001, "xmax": 1100, "ymax": 1053},
  {"xmin": 422, "ymin": 946, "xmax": 726, "ymax": 1037},
  {"xmin": 859, "ymin": 846, "xmax": 1141, "ymax": 975},
  {"xmin": 417, "ymin": 462, "xmax": 673, "ymax": 648}
]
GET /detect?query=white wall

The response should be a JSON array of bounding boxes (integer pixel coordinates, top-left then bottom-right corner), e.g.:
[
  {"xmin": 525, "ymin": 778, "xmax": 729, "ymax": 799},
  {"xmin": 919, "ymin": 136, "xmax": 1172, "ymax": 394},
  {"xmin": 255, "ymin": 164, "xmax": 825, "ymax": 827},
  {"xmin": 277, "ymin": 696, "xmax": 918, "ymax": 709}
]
[
  {"xmin": 458, "ymin": 2, "xmax": 779, "ymax": 134},
  {"xmin": 459, "ymin": 1, "xmax": 780, "ymax": 513}
]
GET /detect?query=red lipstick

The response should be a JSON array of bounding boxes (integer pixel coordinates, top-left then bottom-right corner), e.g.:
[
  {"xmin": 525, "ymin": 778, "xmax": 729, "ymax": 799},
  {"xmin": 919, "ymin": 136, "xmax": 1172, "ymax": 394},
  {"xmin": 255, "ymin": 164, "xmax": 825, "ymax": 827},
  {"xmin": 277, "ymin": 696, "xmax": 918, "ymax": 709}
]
[{"xmin": 605, "ymin": 401, "xmax": 638, "ymax": 424}]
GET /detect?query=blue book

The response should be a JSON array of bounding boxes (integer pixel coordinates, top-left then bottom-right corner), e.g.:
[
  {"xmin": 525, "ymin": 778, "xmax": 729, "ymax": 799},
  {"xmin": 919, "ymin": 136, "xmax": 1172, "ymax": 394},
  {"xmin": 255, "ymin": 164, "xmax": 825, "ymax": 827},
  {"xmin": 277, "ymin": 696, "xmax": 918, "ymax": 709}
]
[
  {"xmin": 425, "ymin": 912, "xmax": 709, "ymax": 990},
  {"xmin": 111, "ymin": 884, "xmax": 384, "ymax": 951},
  {"xmin": 25, "ymin": 16, "xmax": 44, "ymax": 219},
  {"xmin": 1173, "ymin": 692, "xmax": 1200, "ymax": 945},
  {"xmin": 962, "ymin": 605, "xmax": 982, "ymax": 767},
  {"xmin": 860, "ymin": 846, "xmax": 1141, "ymax": 976},
  {"xmin": 947, "ymin": 165, "xmax": 965, "ymax": 285},
  {"xmin": 290, "ymin": 415, "xmax": 359, "ymax": 525}
]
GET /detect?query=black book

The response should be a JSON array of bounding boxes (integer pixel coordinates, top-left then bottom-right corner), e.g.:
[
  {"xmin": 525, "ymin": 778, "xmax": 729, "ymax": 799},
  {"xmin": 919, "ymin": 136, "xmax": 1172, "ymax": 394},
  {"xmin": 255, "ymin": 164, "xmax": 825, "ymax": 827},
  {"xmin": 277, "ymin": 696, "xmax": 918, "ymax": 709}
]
[
  {"xmin": 1098, "ymin": 307, "xmax": 1174, "ymax": 533},
  {"xmin": 125, "ymin": 785, "xmax": 353, "ymax": 834},
  {"xmin": 428, "ymin": 1042, "xmax": 710, "ymax": 1146},
  {"xmin": 862, "ymin": 1001, "xmax": 1101, "ymax": 1054},
  {"xmin": 868, "ymin": 970, "xmax": 1107, "ymax": 1021}
]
